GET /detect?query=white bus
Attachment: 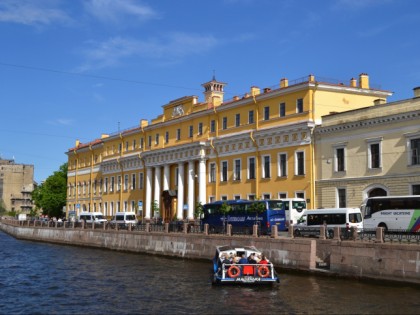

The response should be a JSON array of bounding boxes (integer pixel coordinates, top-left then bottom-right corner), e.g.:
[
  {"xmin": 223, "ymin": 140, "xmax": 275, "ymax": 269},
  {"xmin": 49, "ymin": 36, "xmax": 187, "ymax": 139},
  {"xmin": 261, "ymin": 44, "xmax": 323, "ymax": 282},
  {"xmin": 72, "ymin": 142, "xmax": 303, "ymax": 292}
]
[
  {"xmin": 294, "ymin": 208, "xmax": 363, "ymax": 238},
  {"xmin": 282, "ymin": 198, "xmax": 307, "ymax": 226},
  {"xmin": 361, "ymin": 195, "xmax": 420, "ymax": 231}
]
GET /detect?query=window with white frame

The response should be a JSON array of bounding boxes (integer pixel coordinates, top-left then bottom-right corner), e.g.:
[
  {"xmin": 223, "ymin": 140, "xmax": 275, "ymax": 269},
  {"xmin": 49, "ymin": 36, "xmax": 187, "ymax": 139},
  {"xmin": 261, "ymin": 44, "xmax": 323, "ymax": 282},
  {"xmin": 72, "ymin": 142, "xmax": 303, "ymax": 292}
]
[
  {"xmin": 209, "ymin": 163, "xmax": 216, "ymax": 183},
  {"xmin": 139, "ymin": 172, "xmax": 144, "ymax": 189},
  {"xmin": 117, "ymin": 176, "xmax": 121, "ymax": 191},
  {"xmin": 234, "ymin": 195, "xmax": 241, "ymax": 200},
  {"xmin": 221, "ymin": 161, "xmax": 228, "ymax": 182},
  {"xmin": 279, "ymin": 102, "xmax": 286, "ymax": 117},
  {"xmin": 262, "ymin": 193, "xmax": 270, "ymax": 200},
  {"xmin": 410, "ymin": 138, "xmax": 420, "ymax": 165},
  {"xmin": 248, "ymin": 157, "xmax": 256, "ymax": 179},
  {"xmin": 221, "ymin": 195, "xmax": 228, "ymax": 201},
  {"xmin": 132, "ymin": 173, "xmax": 136, "ymax": 190},
  {"xmin": 278, "ymin": 152, "xmax": 287, "ymax": 177},
  {"xmin": 337, "ymin": 188, "xmax": 347, "ymax": 208},
  {"xmin": 295, "ymin": 151, "xmax": 305, "ymax": 175},
  {"xmin": 278, "ymin": 192, "xmax": 287, "ymax": 199},
  {"xmin": 262, "ymin": 155, "xmax": 271, "ymax": 178},
  {"xmin": 264, "ymin": 106, "xmax": 270, "ymax": 121},
  {"xmin": 296, "ymin": 98, "xmax": 303, "ymax": 113},
  {"xmin": 235, "ymin": 114, "xmax": 240, "ymax": 127},
  {"xmin": 367, "ymin": 138, "xmax": 382, "ymax": 169},
  {"xmin": 209, "ymin": 196, "xmax": 216, "ymax": 203},
  {"xmin": 248, "ymin": 110, "xmax": 254, "ymax": 124},
  {"xmin": 335, "ymin": 147, "xmax": 345, "ymax": 172},
  {"xmin": 248, "ymin": 194, "xmax": 256, "ymax": 201},
  {"xmin": 295, "ymin": 191, "xmax": 305, "ymax": 199},
  {"xmin": 234, "ymin": 159, "xmax": 241, "ymax": 181}
]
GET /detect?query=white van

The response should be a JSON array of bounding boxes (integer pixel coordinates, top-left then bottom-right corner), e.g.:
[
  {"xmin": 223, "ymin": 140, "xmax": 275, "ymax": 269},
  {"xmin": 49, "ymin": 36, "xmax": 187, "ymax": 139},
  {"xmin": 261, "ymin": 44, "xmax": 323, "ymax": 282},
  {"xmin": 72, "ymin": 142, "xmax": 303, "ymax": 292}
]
[
  {"xmin": 294, "ymin": 208, "xmax": 363, "ymax": 238},
  {"xmin": 111, "ymin": 212, "xmax": 138, "ymax": 226},
  {"xmin": 78, "ymin": 212, "xmax": 108, "ymax": 224}
]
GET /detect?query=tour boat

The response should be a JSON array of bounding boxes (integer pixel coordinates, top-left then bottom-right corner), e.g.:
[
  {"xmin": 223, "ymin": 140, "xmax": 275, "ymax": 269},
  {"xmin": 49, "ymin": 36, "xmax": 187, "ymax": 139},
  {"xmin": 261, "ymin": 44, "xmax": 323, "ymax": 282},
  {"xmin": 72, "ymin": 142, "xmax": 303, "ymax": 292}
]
[{"xmin": 211, "ymin": 245, "xmax": 280, "ymax": 285}]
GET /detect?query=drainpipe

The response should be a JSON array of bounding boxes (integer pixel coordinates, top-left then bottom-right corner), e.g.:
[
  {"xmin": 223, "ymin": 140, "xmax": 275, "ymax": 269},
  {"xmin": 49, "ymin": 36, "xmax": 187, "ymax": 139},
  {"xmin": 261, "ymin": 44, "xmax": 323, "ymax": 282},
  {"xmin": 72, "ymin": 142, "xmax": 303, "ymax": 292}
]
[
  {"xmin": 210, "ymin": 139, "xmax": 219, "ymax": 200},
  {"xmin": 250, "ymin": 131, "xmax": 259, "ymax": 199},
  {"xmin": 310, "ymin": 83, "xmax": 319, "ymax": 209}
]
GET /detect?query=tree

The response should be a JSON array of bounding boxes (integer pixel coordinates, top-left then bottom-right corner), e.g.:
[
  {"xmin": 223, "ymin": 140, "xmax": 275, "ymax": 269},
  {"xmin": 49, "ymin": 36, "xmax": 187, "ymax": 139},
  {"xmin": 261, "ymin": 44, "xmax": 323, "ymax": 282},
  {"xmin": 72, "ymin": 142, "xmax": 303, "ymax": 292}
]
[
  {"xmin": 219, "ymin": 202, "xmax": 231, "ymax": 233},
  {"xmin": 194, "ymin": 201, "xmax": 204, "ymax": 220},
  {"xmin": 249, "ymin": 199, "xmax": 266, "ymax": 226},
  {"xmin": 32, "ymin": 163, "xmax": 67, "ymax": 218}
]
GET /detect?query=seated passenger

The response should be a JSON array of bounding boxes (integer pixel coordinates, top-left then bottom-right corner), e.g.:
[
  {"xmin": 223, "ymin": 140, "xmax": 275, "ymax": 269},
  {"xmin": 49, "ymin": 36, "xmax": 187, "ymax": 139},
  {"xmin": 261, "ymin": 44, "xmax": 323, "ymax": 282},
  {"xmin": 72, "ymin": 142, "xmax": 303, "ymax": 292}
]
[
  {"xmin": 248, "ymin": 253, "xmax": 257, "ymax": 264},
  {"xmin": 238, "ymin": 254, "xmax": 248, "ymax": 264},
  {"xmin": 259, "ymin": 255, "xmax": 269, "ymax": 265},
  {"xmin": 220, "ymin": 254, "xmax": 231, "ymax": 266}
]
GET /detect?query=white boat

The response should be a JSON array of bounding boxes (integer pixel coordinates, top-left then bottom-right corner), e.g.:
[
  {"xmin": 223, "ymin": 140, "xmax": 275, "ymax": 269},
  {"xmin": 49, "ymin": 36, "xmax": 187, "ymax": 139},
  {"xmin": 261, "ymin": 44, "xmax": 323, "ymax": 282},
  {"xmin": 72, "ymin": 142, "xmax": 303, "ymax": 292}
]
[{"xmin": 211, "ymin": 245, "xmax": 280, "ymax": 285}]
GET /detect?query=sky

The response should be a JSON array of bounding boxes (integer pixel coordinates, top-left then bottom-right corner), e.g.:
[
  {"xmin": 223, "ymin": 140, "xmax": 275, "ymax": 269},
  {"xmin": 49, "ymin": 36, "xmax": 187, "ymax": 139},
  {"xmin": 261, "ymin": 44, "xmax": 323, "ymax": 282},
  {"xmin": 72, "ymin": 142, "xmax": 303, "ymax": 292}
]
[{"xmin": 0, "ymin": 0, "xmax": 419, "ymax": 183}]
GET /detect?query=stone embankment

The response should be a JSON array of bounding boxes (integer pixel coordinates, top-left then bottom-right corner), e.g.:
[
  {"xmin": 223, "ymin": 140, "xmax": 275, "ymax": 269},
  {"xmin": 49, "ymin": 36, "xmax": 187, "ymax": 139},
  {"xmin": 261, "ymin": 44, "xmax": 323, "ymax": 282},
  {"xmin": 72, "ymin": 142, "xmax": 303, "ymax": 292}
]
[{"xmin": 1, "ymin": 219, "xmax": 420, "ymax": 285}]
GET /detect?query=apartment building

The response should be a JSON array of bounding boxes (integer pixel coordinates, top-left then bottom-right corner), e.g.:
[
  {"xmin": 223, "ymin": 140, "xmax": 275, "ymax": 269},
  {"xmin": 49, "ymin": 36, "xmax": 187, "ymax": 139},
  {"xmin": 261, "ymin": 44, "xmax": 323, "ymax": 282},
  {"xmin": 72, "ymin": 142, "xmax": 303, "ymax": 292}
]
[
  {"xmin": 0, "ymin": 158, "xmax": 34, "ymax": 213},
  {"xmin": 315, "ymin": 87, "xmax": 420, "ymax": 208},
  {"xmin": 66, "ymin": 73, "xmax": 391, "ymax": 220}
]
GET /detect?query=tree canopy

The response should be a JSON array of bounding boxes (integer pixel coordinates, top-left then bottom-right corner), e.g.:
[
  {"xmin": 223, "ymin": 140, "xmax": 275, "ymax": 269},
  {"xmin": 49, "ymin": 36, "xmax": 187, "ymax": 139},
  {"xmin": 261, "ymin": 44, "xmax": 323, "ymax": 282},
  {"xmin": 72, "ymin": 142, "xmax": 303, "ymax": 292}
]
[{"xmin": 32, "ymin": 163, "xmax": 67, "ymax": 218}]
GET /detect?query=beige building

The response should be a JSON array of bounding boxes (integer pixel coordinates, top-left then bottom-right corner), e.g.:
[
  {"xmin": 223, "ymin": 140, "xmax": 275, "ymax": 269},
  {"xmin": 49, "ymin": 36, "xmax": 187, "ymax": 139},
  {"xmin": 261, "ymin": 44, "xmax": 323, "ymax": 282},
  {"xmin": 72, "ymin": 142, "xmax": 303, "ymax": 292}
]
[
  {"xmin": 315, "ymin": 87, "xmax": 420, "ymax": 208},
  {"xmin": 0, "ymin": 158, "xmax": 34, "ymax": 213},
  {"xmin": 66, "ymin": 73, "xmax": 391, "ymax": 220}
]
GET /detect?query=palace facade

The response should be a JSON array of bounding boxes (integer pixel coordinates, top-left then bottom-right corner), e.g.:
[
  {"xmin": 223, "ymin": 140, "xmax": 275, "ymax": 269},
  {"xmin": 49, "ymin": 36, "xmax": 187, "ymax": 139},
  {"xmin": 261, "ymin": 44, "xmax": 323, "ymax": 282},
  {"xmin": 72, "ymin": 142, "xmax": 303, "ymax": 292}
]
[{"xmin": 66, "ymin": 73, "xmax": 391, "ymax": 220}]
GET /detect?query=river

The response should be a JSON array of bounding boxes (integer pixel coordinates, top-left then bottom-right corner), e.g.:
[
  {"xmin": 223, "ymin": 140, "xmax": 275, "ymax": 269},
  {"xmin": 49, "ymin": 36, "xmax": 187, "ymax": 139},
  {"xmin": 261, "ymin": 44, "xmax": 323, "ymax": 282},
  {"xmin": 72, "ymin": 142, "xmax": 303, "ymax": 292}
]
[{"xmin": 1, "ymin": 231, "xmax": 419, "ymax": 314}]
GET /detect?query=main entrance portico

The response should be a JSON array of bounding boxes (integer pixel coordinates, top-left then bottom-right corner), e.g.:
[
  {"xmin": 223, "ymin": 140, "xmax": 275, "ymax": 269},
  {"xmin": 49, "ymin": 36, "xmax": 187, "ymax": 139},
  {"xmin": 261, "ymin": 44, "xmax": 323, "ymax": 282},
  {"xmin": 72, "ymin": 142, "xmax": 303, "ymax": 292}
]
[{"xmin": 142, "ymin": 142, "xmax": 207, "ymax": 221}]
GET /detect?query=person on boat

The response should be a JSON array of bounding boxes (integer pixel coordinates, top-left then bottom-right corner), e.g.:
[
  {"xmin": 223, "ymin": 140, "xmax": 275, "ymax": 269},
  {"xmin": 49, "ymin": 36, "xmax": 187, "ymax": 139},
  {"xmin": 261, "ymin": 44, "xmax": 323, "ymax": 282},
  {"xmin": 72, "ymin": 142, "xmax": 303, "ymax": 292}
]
[
  {"xmin": 220, "ymin": 254, "xmax": 231, "ymax": 267},
  {"xmin": 248, "ymin": 253, "xmax": 257, "ymax": 264},
  {"xmin": 238, "ymin": 254, "xmax": 248, "ymax": 264},
  {"xmin": 259, "ymin": 255, "xmax": 269, "ymax": 265}
]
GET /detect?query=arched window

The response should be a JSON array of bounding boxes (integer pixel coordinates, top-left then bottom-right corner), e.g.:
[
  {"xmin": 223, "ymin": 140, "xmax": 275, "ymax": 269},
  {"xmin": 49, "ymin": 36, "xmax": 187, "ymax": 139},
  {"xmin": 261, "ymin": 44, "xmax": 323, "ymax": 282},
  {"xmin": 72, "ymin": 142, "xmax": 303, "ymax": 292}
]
[{"xmin": 368, "ymin": 188, "xmax": 387, "ymax": 198}]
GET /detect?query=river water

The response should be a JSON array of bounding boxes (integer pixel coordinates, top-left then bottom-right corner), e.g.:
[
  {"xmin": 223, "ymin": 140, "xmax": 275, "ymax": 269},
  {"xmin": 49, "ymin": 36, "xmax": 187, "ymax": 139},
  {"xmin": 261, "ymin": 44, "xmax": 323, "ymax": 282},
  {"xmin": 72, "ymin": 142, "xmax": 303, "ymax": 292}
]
[{"xmin": 1, "ymin": 231, "xmax": 419, "ymax": 315}]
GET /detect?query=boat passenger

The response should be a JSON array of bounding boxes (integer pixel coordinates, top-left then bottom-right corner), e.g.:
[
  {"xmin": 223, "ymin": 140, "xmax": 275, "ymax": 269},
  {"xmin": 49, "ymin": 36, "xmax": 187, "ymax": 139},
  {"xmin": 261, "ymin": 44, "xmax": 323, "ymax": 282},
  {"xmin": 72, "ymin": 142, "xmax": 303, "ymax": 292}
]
[
  {"xmin": 238, "ymin": 254, "xmax": 248, "ymax": 264},
  {"xmin": 220, "ymin": 254, "xmax": 231, "ymax": 267},
  {"xmin": 259, "ymin": 255, "xmax": 269, "ymax": 265},
  {"xmin": 248, "ymin": 253, "xmax": 257, "ymax": 264}
]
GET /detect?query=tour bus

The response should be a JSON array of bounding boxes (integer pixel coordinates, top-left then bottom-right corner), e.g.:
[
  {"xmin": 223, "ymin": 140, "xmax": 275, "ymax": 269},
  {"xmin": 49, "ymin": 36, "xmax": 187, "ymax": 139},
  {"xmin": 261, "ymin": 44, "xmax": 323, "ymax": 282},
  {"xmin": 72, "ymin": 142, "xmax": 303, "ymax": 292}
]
[
  {"xmin": 361, "ymin": 195, "xmax": 420, "ymax": 231},
  {"xmin": 201, "ymin": 199, "xmax": 287, "ymax": 233},
  {"xmin": 293, "ymin": 208, "xmax": 363, "ymax": 238},
  {"xmin": 282, "ymin": 198, "xmax": 307, "ymax": 226}
]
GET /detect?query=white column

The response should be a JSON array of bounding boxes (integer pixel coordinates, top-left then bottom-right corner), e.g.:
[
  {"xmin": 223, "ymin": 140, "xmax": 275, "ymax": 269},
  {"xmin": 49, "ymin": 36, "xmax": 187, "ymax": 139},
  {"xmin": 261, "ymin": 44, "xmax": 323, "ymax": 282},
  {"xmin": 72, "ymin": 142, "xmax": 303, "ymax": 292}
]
[
  {"xmin": 177, "ymin": 162, "xmax": 184, "ymax": 220},
  {"xmin": 154, "ymin": 166, "xmax": 161, "ymax": 214},
  {"xmin": 187, "ymin": 161, "xmax": 195, "ymax": 220},
  {"xmin": 145, "ymin": 167, "xmax": 153, "ymax": 220},
  {"xmin": 198, "ymin": 158, "xmax": 206, "ymax": 205},
  {"xmin": 163, "ymin": 164, "xmax": 170, "ymax": 191}
]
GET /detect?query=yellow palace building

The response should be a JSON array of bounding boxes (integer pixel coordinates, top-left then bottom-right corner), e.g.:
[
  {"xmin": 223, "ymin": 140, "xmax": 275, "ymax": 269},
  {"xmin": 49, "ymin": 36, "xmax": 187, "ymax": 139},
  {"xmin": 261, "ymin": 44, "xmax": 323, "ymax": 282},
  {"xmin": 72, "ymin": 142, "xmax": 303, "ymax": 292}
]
[{"xmin": 66, "ymin": 73, "xmax": 391, "ymax": 221}]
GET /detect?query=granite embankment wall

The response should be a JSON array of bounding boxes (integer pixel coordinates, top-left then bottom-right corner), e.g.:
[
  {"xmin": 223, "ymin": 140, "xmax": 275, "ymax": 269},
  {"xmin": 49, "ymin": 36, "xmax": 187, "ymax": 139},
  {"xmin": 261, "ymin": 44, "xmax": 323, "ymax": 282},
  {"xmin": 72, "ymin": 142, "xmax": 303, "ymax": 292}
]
[{"xmin": 1, "ymin": 222, "xmax": 420, "ymax": 285}]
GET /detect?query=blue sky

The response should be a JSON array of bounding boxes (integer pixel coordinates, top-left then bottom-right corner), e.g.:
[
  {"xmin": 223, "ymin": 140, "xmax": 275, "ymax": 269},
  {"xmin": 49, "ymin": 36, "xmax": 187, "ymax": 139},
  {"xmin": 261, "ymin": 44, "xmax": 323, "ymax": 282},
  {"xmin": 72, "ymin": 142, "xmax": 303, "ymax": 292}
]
[{"xmin": 0, "ymin": 0, "xmax": 419, "ymax": 183}]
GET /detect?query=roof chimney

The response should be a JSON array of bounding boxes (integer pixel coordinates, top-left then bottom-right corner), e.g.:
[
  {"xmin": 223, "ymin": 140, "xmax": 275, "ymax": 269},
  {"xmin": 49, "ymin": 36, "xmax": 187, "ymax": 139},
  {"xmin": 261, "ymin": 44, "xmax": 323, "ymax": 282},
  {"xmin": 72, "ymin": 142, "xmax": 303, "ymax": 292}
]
[
  {"xmin": 373, "ymin": 99, "xmax": 386, "ymax": 105},
  {"xmin": 280, "ymin": 78, "xmax": 288, "ymax": 88},
  {"xmin": 350, "ymin": 78, "xmax": 357, "ymax": 88},
  {"xmin": 413, "ymin": 87, "xmax": 420, "ymax": 98},
  {"xmin": 251, "ymin": 86, "xmax": 260, "ymax": 96},
  {"xmin": 359, "ymin": 73, "xmax": 369, "ymax": 89}
]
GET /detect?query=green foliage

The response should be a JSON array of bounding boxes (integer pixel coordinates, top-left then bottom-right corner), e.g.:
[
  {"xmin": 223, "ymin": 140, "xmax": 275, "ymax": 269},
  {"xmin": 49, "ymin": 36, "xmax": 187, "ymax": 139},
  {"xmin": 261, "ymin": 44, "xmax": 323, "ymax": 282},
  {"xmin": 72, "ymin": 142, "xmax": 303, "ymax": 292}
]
[
  {"xmin": 249, "ymin": 200, "xmax": 266, "ymax": 214},
  {"xmin": 31, "ymin": 163, "xmax": 67, "ymax": 218},
  {"xmin": 219, "ymin": 202, "xmax": 231, "ymax": 216},
  {"xmin": 194, "ymin": 201, "xmax": 204, "ymax": 219}
]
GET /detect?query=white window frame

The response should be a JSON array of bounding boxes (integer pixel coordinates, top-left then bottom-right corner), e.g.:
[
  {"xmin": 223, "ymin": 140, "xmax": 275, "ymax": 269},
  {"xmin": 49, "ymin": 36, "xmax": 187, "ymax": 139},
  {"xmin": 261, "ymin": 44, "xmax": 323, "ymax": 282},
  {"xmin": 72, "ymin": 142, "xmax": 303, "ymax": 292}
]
[
  {"xmin": 221, "ymin": 160, "xmax": 228, "ymax": 182},
  {"xmin": 209, "ymin": 163, "xmax": 216, "ymax": 183},
  {"xmin": 278, "ymin": 152, "xmax": 288, "ymax": 177},
  {"xmin": 233, "ymin": 159, "xmax": 241, "ymax": 181},
  {"xmin": 333, "ymin": 144, "xmax": 347, "ymax": 173},
  {"xmin": 295, "ymin": 150, "xmax": 305, "ymax": 176},
  {"xmin": 278, "ymin": 192, "xmax": 288, "ymax": 199},
  {"xmin": 366, "ymin": 137, "xmax": 382, "ymax": 169},
  {"xmin": 248, "ymin": 156, "xmax": 256, "ymax": 180},
  {"xmin": 262, "ymin": 155, "xmax": 271, "ymax": 179}
]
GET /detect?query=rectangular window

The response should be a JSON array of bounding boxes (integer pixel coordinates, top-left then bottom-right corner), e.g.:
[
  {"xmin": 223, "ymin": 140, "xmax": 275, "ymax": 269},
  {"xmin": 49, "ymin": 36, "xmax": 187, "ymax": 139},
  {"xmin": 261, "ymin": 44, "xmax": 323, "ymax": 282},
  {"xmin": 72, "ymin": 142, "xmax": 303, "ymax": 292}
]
[
  {"xmin": 296, "ymin": 192, "xmax": 305, "ymax": 199},
  {"xmin": 125, "ymin": 141, "xmax": 129, "ymax": 152},
  {"xmin": 198, "ymin": 122, "xmax": 203, "ymax": 136},
  {"xmin": 248, "ymin": 157, "xmax": 255, "ymax": 179},
  {"xmin": 280, "ymin": 102, "xmax": 286, "ymax": 117},
  {"xmin": 132, "ymin": 173, "xmax": 136, "ymax": 190},
  {"xmin": 263, "ymin": 193, "xmax": 270, "ymax": 200},
  {"xmin": 221, "ymin": 161, "xmax": 228, "ymax": 182},
  {"xmin": 210, "ymin": 120, "xmax": 216, "ymax": 133},
  {"xmin": 279, "ymin": 153, "xmax": 287, "ymax": 177},
  {"xmin": 148, "ymin": 136, "xmax": 152, "ymax": 147},
  {"xmin": 296, "ymin": 98, "xmax": 303, "ymax": 113},
  {"xmin": 165, "ymin": 131, "xmax": 169, "ymax": 144},
  {"xmin": 210, "ymin": 163, "xmax": 216, "ymax": 183},
  {"xmin": 278, "ymin": 192, "xmax": 287, "ymax": 199},
  {"xmin": 222, "ymin": 117, "xmax": 227, "ymax": 130},
  {"xmin": 133, "ymin": 139, "xmax": 136, "ymax": 150},
  {"xmin": 189, "ymin": 125, "xmax": 193, "ymax": 138},
  {"xmin": 337, "ymin": 188, "xmax": 347, "ymax": 208},
  {"xmin": 104, "ymin": 178, "xmax": 108, "ymax": 193},
  {"xmin": 131, "ymin": 200, "xmax": 135, "ymax": 212},
  {"xmin": 264, "ymin": 106, "xmax": 270, "ymax": 121},
  {"xmin": 117, "ymin": 175, "xmax": 121, "ymax": 191},
  {"xmin": 335, "ymin": 147, "xmax": 345, "ymax": 172},
  {"xmin": 155, "ymin": 133, "xmax": 159, "ymax": 145},
  {"xmin": 296, "ymin": 151, "xmax": 305, "ymax": 175},
  {"xmin": 234, "ymin": 159, "xmax": 241, "ymax": 181},
  {"xmin": 110, "ymin": 177, "xmax": 115, "ymax": 192},
  {"xmin": 411, "ymin": 138, "xmax": 420, "ymax": 165},
  {"xmin": 412, "ymin": 184, "xmax": 420, "ymax": 195},
  {"xmin": 139, "ymin": 173, "xmax": 144, "ymax": 189},
  {"xmin": 369, "ymin": 143, "xmax": 381, "ymax": 169},
  {"xmin": 176, "ymin": 129, "xmax": 181, "ymax": 140},
  {"xmin": 235, "ymin": 114, "xmax": 240, "ymax": 127},
  {"xmin": 124, "ymin": 175, "xmax": 128, "ymax": 191},
  {"xmin": 140, "ymin": 138, "xmax": 144, "ymax": 149},
  {"xmin": 175, "ymin": 167, "xmax": 179, "ymax": 186},
  {"xmin": 263, "ymin": 155, "xmax": 271, "ymax": 178},
  {"xmin": 248, "ymin": 110, "xmax": 254, "ymax": 124}
]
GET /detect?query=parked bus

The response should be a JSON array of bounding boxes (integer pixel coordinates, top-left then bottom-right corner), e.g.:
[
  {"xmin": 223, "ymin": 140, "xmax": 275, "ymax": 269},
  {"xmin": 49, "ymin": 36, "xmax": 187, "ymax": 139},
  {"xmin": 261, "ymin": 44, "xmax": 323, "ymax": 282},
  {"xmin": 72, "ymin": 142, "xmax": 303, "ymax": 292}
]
[
  {"xmin": 282, "ymin": 198, "xmax": 307, "ymax": 226},
  {"xmin": 201, "ymin": 199, "xmax": 287, "ymax": 233},
  {"xmin": 294, "ymin": 208, "xmax": 363, "ymax": 238},
  {"xmin": 361, "ymin": 195, "xmax": 420, "ymax": 231}
]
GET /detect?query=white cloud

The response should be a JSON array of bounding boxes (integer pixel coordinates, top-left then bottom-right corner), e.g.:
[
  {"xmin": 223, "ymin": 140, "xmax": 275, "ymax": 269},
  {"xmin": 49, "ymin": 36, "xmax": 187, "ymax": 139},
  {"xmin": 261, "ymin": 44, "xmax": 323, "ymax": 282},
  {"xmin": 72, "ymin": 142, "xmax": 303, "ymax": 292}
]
[
  {"xmin": 84, "ymin": 0, "xmax": 158, "ymax": 23},
  {"xmin": 0, "ymin": 0, "xmax": 72, "ymax": 26},
  {"xmin": 77, "ymin": 33, "xmax": 219, "ymax": 71}
]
